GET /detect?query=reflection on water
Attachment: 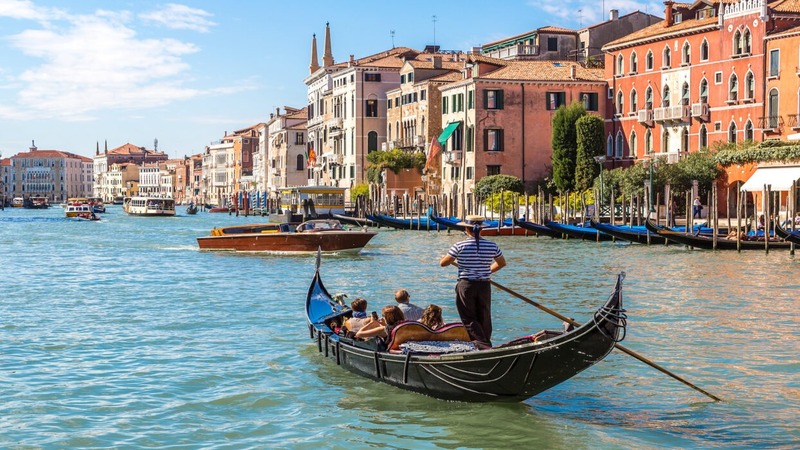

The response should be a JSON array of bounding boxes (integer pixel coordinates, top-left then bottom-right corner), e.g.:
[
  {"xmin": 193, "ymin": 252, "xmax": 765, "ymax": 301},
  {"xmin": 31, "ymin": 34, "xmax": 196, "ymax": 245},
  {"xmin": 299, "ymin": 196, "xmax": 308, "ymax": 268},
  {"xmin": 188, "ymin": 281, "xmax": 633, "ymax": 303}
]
[{"xmin": 0, "ymin": 208, "xmax": 797, "ymax": 448}]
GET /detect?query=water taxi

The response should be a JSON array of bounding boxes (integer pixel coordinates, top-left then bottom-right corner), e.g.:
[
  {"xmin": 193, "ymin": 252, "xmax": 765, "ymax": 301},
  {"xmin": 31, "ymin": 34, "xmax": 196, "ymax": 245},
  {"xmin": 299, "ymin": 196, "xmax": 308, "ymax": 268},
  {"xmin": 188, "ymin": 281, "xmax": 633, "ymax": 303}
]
[
  {"xmin": 65, "ymin": 204, "xmax": 99, "ymax": 220},
  {"xmin": 24, "ymin": 196, "xmax": 51, "ymax": 209},
  {"xmin": 197, "ymin": 219, "xmax": 376, "ymax": 254},
  {"xmin": 11, "ymin": 197, "xmax": 24, "ymax": 208},
  {"xmin": 123, "ymin": 196, "xmax": 176, "ymax": 216}
]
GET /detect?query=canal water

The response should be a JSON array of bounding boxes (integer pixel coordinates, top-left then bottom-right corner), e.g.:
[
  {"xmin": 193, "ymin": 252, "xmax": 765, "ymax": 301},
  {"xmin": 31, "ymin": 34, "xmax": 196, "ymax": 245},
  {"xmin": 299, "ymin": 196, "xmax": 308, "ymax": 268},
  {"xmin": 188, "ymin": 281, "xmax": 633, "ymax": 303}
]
[{"xmin": 1, "ymin": 207, "xmax": 797, "ymax": 448}]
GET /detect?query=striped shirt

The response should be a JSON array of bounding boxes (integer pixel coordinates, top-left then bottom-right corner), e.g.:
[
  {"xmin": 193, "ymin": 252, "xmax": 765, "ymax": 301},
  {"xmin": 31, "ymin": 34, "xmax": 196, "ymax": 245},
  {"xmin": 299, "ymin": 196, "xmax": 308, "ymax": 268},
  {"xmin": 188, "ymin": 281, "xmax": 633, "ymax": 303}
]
[{"xmin": 448, "ymin": 238, "xmax": 502, "ymax": 280}]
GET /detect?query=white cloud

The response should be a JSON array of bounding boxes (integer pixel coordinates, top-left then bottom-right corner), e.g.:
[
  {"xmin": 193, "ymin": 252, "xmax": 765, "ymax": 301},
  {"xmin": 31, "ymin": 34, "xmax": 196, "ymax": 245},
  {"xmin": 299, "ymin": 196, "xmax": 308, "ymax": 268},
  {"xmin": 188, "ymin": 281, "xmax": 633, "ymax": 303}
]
[
  {"xmin": 140, "ymin": 3, "xmax": 215, "ymax": 33},
  {"xmin": 0, "ymin": 4, "xmax": 222, "ymax": 121}
]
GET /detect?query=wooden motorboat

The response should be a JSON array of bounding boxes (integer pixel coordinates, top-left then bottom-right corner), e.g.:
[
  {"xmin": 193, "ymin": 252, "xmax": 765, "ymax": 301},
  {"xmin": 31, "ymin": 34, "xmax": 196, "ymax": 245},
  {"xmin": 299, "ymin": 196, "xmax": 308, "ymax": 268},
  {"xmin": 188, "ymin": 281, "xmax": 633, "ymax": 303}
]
[
  {"xmin": 644, "ymin": 218, "xmax": 791, "ymax": 250},
  {"xmin": 429, "ymin": 213, "xmax": 530, "ymax": 236},
  {"xmin": 306, "ymin": 257, "xmax": 627, "ymax": 402},
  {"xmin": 197, "ymin": 219, "xmax": 377, "ymax": 254}
]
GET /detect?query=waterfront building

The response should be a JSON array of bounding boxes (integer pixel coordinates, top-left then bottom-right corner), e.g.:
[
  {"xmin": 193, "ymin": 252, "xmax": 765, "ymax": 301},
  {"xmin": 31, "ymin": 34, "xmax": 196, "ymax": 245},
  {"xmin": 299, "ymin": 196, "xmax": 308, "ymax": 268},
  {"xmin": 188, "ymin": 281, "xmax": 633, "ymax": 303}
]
[
  {"xmin": 163, "ymin": 158, "xmax": 191, "ymax": 203},
  {"xmin": 480, "ymin": 9, "xmax": 661, "ymax": 63},
  {"xmin": 385, "ymin": 52, "xmax": 463, "ymax": 200},
  {"xmin": 7, "ymin": 142, "xmax": 93, "ymax": 202},
  {"xmin": 202, "ymin": 137, "xmax": 234, "ymax": 207},
  {"xmin": 92, "ymin": 142, "xmax": 168, "ymax": 202},
  {"xmin": 106, "ymin": 162, "xmax": 139, "ymax": 201},
  {"xmin": 438, "ymin": 55, "xmax": 605, "ymax": 216},
  {"xmin": 305, "ymin": 25, "xmax": 336, "ymax": 189},
  {"xmin": 188, "ymin": 154, "xmax": 203, "ymax": 203},
  {"xmin": 253, "ymin": 123, "xmax": 268, "ymax": 194},
  {"xmin": 266, "ymin": 106, "xmax": 308, "ymax": 195},
  {"xmin": 1, "ymin": 158, "xmax": 10, "ymax": 205}
]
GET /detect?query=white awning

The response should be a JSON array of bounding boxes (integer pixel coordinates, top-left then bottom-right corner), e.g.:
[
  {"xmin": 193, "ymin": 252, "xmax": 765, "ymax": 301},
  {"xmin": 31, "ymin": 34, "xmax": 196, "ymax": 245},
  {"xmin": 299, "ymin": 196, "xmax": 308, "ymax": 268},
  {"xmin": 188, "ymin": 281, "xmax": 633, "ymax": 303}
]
[{"xmin": 740, "ymin": 166, "xmax": 800, "ymax": 192}]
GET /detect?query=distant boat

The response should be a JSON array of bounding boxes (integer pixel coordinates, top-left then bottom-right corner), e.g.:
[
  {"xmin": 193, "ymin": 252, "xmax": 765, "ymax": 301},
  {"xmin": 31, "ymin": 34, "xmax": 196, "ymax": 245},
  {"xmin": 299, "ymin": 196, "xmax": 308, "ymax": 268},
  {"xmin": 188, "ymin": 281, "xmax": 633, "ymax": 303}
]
[
  {"xmin": 197, "ymin": 219, "xmax": 377, "ymax": 254},
  {"xmin": 11, "ymin": 197, "xmax": 24, "ymax": 208},
  {"xmin": 545, "ymin": 221, "xmax": 614, "ymax": 241},
  {"xmin": 512, "ymin": 218, "xmax": 563, "ymax": 238},
  {"xmin": 366, "ymin": 213, "xmax": 447, "ymax": 231},
  {"xmin": 24, "ymin": 196, "xmax": 50, "ymax": 209},
  {"xmin": 65, "ymin": 204, "xmax": 99, "ymax": 220},
  {"xmin": 645, "ymin": 218, "xmax": 790, "ymax": 250},
  {"xmin": 123, "ymin": 196, "xmax": 176, "ymax": 217},
  {"xmin": 186, "ymin": 203, "xmax": 198, "ymax": 215}
]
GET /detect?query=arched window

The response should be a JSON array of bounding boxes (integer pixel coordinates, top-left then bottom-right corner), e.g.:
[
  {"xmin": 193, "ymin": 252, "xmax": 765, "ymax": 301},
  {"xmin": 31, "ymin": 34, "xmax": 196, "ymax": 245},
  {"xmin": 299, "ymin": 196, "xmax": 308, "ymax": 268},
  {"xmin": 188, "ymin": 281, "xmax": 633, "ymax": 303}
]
[
  {"xmin": 367, "ymin": 131, "xmax": 378, "ymax": 153},
  {"xmin": 630, "ymin": 52, "xmax": 638, "ymax": 73},
  {"xmin": 607, "ymin": 135, "xmax": 613, "ymax": 157},
  {"xmin": 744, "ymin": 120, "xmax": 754, "ymax": 141},
  {"xmin": 743, "ymin": 29, "xmax": 752, "ymax": 54},
  {"xmin": 617, "ymin": 54, "xmax": 624, "ymax": 75},
  {"xmin": 681, "ymin": 128, "xmax": 689, "ymax": 153},
  {"xmin": 646, "ymin": 50, "xmax": 654, "ymax": 70},
  {"xmin": 769, "ymin": 88, "xmax": 779, "ymax": 128},
  {"xmin": 645, "ymin": 129, "xmax": 653, "ymax": 154},
  {"xmin": 681, "ymin": 82, "xmax": 690, "ymax": 106},
  {"xmin": 645, "ymin": 86, "xmax": 653, "ymax": 109},
  {"xmin": 662, "ymin": 129, "xmax": 670, "ymax": 152},
  {"xmin": 663, "ymin": 85, "xmax": 671, "ymax": 107},
  {"xmin": 699, "ymin": 124, "xmax": 708, "ymax": 149},
  {"xmin": 663, "ymin": 46, "xmax": 671, "ymax": 68},
  {"xmin": 699, "ymin": 78, "xmax": 708, "ymax": 103},
  {"xmin": 728, "ymin": 121, "xmax": 737, "ymax": 143},
  {"xmin": 296, "ymin": 154, "xmax": 304, "ymax": 171},
  {"xmin": 700, "ymin": 39, "xmax": 709, "ymax": 61},
  {"xmin": 733, "ymin": 30, "xmax": 742, "ymax": 55},
  {"xmin": 615, "ymin": 132, "xmax": 624, "ymax": 158},
  {"xmin": 745, "ymin": 71, "xmax": 755, "ymax": 100},
  {"xmin": 630, "ymin": 130, "xmax": 638, "ymax": 157},
  {"xmin": 616, "ymin": 90, "xmax": 624, "ymax": 114},
  {"xmin": 682, "ymin": 42, "xmax": 690, "ymax": 64},
  {"xmin": 388, "ymin": 123, "xmax": 392, "ymax": 141},
  {"xmin": 630, "ymin": 89, "xmax": 638, "ymax": 113},
  {"xmin": 729, "ymin": 74, "xmax": 738, "ymax": 101}
]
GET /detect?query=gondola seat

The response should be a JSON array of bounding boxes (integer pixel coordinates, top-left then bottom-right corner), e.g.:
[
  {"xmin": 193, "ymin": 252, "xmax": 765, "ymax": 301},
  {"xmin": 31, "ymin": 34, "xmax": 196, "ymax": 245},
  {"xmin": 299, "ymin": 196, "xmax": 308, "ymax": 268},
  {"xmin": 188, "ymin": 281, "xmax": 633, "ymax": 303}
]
[{"xmin": 386, "ymin": 322, "xmax": 471, "ymax": 353}]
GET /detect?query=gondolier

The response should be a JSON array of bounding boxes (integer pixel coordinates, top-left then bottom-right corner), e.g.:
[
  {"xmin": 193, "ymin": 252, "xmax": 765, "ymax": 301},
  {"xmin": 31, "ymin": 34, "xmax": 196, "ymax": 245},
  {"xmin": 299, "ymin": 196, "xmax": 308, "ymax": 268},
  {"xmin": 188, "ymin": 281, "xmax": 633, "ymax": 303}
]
[{"xmin": 439, "ymin": 215, "xmax": 506, "ymax": 349}]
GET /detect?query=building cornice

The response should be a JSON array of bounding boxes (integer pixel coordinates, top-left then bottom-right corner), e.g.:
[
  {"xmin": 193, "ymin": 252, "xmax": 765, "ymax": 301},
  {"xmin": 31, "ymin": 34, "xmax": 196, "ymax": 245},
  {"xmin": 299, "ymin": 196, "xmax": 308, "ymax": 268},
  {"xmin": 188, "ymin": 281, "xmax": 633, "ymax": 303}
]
[{"xmin": 603, "ymin": 23, "xmax": 719, "ymax": 52}]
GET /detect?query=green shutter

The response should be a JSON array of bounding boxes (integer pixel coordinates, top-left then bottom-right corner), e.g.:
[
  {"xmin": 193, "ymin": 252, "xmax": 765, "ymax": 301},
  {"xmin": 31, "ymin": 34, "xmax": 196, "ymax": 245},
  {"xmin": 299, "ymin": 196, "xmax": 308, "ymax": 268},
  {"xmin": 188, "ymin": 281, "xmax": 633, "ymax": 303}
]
[
  {"xmin": 483, "ymin": 90, "xmax": 488, "ymax": 109},
  {"xmin": 497, "ymin": 90, "xmax": 504, "ymax": 109}
]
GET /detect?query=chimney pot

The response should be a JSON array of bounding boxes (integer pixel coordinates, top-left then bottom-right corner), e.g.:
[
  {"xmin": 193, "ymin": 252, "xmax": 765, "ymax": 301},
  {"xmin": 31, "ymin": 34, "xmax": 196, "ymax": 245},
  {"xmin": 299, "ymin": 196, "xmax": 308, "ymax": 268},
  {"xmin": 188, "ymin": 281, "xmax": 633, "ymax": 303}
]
[
  {"xmin": 664, "ymin": 1, "xmax": 675, "ymax": 27},
  {"xmin": 570, "ymin": 65, "xmax": 577, "ymax": 79},
  {"xmin": 610, "ymin": 9, "xmax": 619, "ymax": 21}
]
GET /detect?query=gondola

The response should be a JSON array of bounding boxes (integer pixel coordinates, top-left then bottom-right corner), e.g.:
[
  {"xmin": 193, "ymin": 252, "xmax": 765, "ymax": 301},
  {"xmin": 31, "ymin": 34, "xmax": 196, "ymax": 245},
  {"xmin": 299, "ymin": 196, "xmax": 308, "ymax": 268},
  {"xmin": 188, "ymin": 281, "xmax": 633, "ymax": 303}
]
[
  {"xmin": 589, "ymin": 219, "xmax": 669, "ymax": 245},
  {"xmin": 429, "ymin": 213, "xmax": 531, "ymax": 236},
  {"xmin": 771, "ymin": 221, "xmax": 800, "ymax": 245},
  {"xmin": 644, "ymin": 218, "xmax": 792, "ymax": 250},
  {"xmin": 305, "ymin": 255, "xmax": 628, "ymax": 402},
  {"xmin": 186, "ymin": 203, "xmax": 198, "ymax": 215},
  {"xmin": 545, "ymin": 221, "xmax": 614, "ymax": 241},
  {"xmin": 511, "ymin": 218, "xmax": 563, "ymax": 238},
  {"xmin": 366, "ymin": 213, "xmax": 447, "ymax": 231}
]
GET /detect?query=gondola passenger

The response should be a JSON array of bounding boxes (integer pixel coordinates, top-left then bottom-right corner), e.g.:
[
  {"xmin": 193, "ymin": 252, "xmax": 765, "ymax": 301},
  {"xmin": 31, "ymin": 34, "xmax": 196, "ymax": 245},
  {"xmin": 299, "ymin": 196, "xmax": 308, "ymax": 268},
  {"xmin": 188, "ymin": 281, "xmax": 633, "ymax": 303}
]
[
  {"xmin": 354, "ymin": 305, "xmax": 405, "ymax": 340},
  {"xmin": 344, "ymin": 297, "xmax": 371, "ymax": 334},
  {"xmin": 419, "ymin": 304, "xmax": 445, "ymax": 330}
]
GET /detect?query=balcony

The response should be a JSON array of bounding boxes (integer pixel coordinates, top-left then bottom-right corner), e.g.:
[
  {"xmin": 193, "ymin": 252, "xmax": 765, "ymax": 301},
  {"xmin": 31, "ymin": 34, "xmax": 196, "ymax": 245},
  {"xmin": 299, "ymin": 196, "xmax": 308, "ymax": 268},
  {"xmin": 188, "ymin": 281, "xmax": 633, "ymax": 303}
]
[
  {"xmin": 652, "ymin": 152, "xmax": 681, "ymax": 164},
  {"xmin": 444, "ymin": 150, "xmax": 463, "ymax": 166},
  {"xmin": 416, "ymin": 135, "xmax": 426, "ymax": 146},
  {"xmin": 691, "ymin": 102, "xmax": 709, "ymax": 121},
  {"xmin": 638, "ymin": 109, "xmax": 654, "ymax": 125},
  {"xmin": 759, "ymin": 116, "xmax": 783, "ymax": 133},
  {"xmin": 484, "ymin": 44, "xmax": 539, "ymax": 60},
  {"xmin": 654, "ymin": 106, "xmax": 689, "ymax": 122}
]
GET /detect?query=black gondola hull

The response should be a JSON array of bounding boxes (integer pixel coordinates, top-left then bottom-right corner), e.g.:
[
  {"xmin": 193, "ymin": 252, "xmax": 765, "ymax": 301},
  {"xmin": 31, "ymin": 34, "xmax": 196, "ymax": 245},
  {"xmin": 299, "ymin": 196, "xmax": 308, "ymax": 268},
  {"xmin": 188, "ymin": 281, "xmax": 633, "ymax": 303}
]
[
  {"xmin": 590, "ymin": 220, "xmax": 669, "ymax": 245},
  {"xmin": 645, "ymin": 218, "xmax": 792, "ymax": 250},
  {"xmin": 306, "ymin": 269, "xmax": 625, "ymax": 402},
  {"xmin": 511, "ymin": 218, "xmax": 562, "ymax": 238}
]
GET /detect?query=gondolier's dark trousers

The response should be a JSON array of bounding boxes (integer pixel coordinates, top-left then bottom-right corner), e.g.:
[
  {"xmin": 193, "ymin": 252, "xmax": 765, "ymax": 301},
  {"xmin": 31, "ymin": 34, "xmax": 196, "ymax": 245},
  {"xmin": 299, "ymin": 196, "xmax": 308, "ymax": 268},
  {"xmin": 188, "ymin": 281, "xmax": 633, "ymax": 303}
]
[{"xmin": 455, "ymin": 279, "xmax": 492, "ymax": 348}]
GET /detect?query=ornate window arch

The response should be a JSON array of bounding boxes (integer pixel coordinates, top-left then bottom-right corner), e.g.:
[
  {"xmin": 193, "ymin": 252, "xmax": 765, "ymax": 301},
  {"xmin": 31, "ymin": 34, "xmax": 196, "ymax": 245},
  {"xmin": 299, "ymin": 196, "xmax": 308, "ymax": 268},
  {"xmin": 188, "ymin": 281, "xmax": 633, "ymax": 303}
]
[
  {"xmin": 662, "ymin": 45, "xmax": 671, "ymax": 68},
  {"xmin": 682, "ymin": 41, "xmax": 691, "ymax": 64},
  {"xmin": 662, "ymin": 128, "xmax": 670, "ymax": 152},
  {"xmin": 630, "ymin": 130, "xmax": 638, "ymax": 157},
  {"xmin": 744, "ymin": 71, "xmax": 755, "ymax": 100},
  {"xmin": 733, "ymin": 29, "xmax": 742, "ymax": 55},
  {"xmin": 616, "ymin": 89, "xmax": 624, "ymax": 114},
  {"xmin": 646, "ymin": 50, "xmax": 654, "ymax": 70},
  {"xmin": 645, "ymin": 129, "xmax": 653, "ymax": 154},
  {"xmin": 617, "ymin": 54, "xmax": 624, "ymax": 75},
  {"xmin": 630, "ymin": 88, "xmax": 638, "ymax": 113},
  {"xmin": 700, "ymin": 39, "xmax": 709, "ymax": 61},
  {"xmin": 607, "ymin": 134, "xmax": 614, "ymax": 157},
  {"xmin": 630, "ymin": 51, "xmax": 638, "ymax": 73},
  {"xmin": 729, "ymin": 73, "xmax": 738, "ymax": 101},
  {"xmin": 728, "ymin": 121, "xmax": 738, "ymax": 143},
  {"xmin": 744, "ymin": 120, "xmax": 754, "ymax": 141},
  {"xmin": 743, "ymin": 28, "xmax": 752, "ymax": 54},
  {"xmin": 699, "ymin": 78, "xmax": 709, "ymax": 103},
  {"xmin": 645, "ymin": 86, "xmax": 653, "ymax": 109},
  {"xmin": 768, "ymin": 88, "xmax": 780, "ymax": 128},
  {"xmin": 699, "ymin": 124, "xmax": 708, "ymax": 149},
  {"xmin": 681, "ymin": 82, "xmax": 690, "ymax": 106},
  {"xmin": 615, "ymin": 131, "xmax": 624, "ymax": 158},
  {"xmin": 681, "ymin": 128, "xmax": 689, "ymax": 153},
  {"xmin": 663, "ymin": 84, "xmax": 671, "ymax": 107}
]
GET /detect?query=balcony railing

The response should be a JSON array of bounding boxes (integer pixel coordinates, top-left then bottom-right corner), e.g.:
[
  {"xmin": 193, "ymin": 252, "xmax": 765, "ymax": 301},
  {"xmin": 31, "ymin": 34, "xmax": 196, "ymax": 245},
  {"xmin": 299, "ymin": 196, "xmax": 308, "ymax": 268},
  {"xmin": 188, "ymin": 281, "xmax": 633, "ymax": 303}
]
[
  {"xmin": 444, "ymin": 150, "xmax": 463, "ymax": 165},
  {"xmin": 759, "ymin": 116, "xmax": 783, "ymax": 131},
  {"xmin": 652, "ymin": 152, "xmax": 681, "ymax": 164},
  {"xmin": 691, "ymin": 102, "xmax": 709, "ymax": 120},
  {"xmin": 637, "ymin": 109, "xmax": 653, "ymax": 125},
  {"xmin": 484, "ymin": 44, "xmax": 539, "ymax": 60}
]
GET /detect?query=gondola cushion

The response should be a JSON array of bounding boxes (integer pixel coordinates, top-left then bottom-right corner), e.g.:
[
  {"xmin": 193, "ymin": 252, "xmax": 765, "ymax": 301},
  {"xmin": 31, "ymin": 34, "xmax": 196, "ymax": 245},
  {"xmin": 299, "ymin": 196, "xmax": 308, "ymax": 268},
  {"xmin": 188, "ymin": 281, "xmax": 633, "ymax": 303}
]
[
  {"xmin": 399, "ymin": 341, "xmax": 477, "ymax": 354},
  {"xmin": 387, "ymin": 322, "xmax": 470, "ymax": 352}
]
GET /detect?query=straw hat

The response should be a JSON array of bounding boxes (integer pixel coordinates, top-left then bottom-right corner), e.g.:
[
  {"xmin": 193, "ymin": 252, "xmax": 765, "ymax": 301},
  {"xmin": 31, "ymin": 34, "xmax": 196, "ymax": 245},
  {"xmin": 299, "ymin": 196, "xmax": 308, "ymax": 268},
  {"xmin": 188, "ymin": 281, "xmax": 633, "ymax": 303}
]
[{"xmin": 456, "ymin": 215, "xmax": 488, "ymax": 228}]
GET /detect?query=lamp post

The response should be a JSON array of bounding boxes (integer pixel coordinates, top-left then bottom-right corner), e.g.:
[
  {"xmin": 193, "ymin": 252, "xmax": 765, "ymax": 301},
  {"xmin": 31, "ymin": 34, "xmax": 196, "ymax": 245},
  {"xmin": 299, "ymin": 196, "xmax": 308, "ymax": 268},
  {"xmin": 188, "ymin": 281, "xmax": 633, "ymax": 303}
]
[
  {"xmin": 594, "ymin": 155, "xmax": 606, "ymax": 218},
  {"xmin": 649, "ymin": 159, "xmax": 656, "ymax": 214}
]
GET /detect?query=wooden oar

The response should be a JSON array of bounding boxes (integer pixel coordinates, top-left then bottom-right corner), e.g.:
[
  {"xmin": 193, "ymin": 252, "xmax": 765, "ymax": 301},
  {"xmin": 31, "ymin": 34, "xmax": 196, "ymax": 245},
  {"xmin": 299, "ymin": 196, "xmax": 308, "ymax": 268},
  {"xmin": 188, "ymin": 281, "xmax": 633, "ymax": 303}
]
[{"xmin": 490, "ymin": 279, "xmax": 722, "ymax": 402}]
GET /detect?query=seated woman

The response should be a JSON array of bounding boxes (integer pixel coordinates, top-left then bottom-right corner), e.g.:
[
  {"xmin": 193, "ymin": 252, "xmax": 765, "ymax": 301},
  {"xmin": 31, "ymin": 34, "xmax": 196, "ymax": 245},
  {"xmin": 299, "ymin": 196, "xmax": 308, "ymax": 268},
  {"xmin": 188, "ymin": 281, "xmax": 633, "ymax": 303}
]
[
  {"xmin": 354, "ymin": 305, "xmax": 405, "ymax": 340},
  {"xmin": 419, "ymin": 304, "xmax": 444, "ymax": 330},
  {"xmin": 344, "ymin": 297, "xmax": 370, "ymax": 334}
]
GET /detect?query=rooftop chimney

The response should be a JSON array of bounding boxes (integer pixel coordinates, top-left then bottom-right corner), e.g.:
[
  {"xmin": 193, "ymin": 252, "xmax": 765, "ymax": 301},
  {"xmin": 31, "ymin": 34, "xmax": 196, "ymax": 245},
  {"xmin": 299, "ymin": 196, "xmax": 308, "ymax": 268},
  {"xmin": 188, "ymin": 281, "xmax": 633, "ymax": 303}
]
[
  {"xmin": 664, "ymin": 1, "xmax": 675, "ymax": 27},
  {"xmin": 30, "ymin": 140, "xmax": 36, "ymax": 151},
  {"xmin": 570, "ymin": 64, "xmax": 577, "ymax": 79},
  {"xmin": 433, "ymin": 55, "xmax": 442, "ymax": 69},
  {"xmin": 470, "ymin": 46, "xmax": 482, "ymax": 56},
  {"xmin": 610, "ymin": 9, "xmax": 619, "ymax": 21}
]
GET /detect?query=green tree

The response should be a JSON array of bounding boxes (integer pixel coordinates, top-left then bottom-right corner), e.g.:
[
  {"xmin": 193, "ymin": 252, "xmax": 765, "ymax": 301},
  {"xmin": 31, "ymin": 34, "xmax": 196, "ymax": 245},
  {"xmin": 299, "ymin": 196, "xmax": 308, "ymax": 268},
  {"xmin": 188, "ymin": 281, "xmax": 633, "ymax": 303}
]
[
  {"xmin": 365, "ymin": 149, "xmax": 425, "ymax": 184},
  {"xmin": 551, "ymin": 102, "xmax": 586, "ymax": 192},
  {"xmin": 350, "ymin": 183, "xmax": 369, "ymax": 201},
  {"xmin": 474, "ymin": 174, "xmax": 524, "ymax": 199},
  {"xmin": 574, "ymin": 114, "xmax": 605, "ymax": 192}
]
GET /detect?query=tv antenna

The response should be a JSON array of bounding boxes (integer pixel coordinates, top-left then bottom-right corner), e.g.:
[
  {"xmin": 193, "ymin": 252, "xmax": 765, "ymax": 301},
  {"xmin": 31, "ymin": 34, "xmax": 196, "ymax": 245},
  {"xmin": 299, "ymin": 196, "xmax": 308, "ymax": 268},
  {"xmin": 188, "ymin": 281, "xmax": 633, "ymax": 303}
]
[
  {"xmin": 432, "ymin": 15, "xmax": 437, "ymax": 47},
  {"xmin": 390, "ymin": 29, "xmax": 395, "ymax": 48},
  {"xmin": 578, "ymin": 9, "xmax": 582, "ymax": 27}
]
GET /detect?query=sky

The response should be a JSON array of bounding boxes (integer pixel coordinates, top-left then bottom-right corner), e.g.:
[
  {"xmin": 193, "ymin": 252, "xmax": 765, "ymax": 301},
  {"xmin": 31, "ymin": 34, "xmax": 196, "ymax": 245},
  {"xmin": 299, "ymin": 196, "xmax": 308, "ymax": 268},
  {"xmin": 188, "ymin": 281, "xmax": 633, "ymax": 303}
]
[{"xmin": 0, "ymin": 0, "xmax": 662, "ymax": 159}]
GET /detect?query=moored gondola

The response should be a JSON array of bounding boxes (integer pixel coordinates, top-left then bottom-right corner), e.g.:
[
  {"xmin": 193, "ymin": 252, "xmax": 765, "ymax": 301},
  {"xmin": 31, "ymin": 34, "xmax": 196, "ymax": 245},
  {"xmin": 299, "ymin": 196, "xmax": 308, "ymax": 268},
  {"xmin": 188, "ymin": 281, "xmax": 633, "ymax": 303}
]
[
  {"xmin": 545, "ymin": 221, "xmax": 614, "ymax": 241},
  {"xmin": 774, "ymin": 221, "xmax": 800, "ymax": 245},
  {"xmin": 590, "ymin": 219, "xmax": 669, "ymax": 245},
  {"xmin": 512, "ymin": 218, "xmax": 563, "ymax": 238},
  {"xmin": 645, "ymin": 217, "xmax": 792, "ymax": 250},
  {"xmin": 305, "ymin": 257, "xmax": 627, "ymax": 402},
  {"xmin": 428, "ymin": 213, "xmax": 531, "ymax": 236},
  {"xmin": 332, "ymin": 213, "xmax": 377, "ymax": 228},
  {"xmin": 366, "ymin": 213, "xmax": 447, "ymax": 231}
]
